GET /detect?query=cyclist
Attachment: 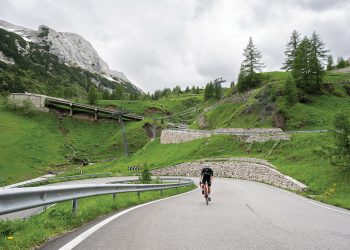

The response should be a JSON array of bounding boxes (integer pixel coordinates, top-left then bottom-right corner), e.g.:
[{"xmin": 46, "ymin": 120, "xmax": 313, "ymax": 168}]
[{"xmin": 199, "ymin": 165, "xmax": 214, "ymax": 201}]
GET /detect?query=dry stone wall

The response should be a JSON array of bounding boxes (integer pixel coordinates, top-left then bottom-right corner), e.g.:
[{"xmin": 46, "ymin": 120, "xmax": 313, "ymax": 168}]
[
  {"xmin": 152, "ymin": 158, "xmax": 307, "ymax": 192},
  {"xmin": 160, "ymin": 128, "xmax": 290, "ymax": 144}
]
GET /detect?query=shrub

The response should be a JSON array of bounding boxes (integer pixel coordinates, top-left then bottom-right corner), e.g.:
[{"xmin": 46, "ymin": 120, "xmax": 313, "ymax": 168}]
[
  {"xmin": 343, "ymin": 84, "xmax": 350, "ymax": 96},
  {"xmin": 332, "ymin": 113, "xmax": 350, "ymax": 169},
  {"xmin": 22, "ymin": 99, "xmax": 35, "ymax": 115},
  {"xmin": 5, "ymin": 98, "xmax": 18, "ymax": 110},
  {"xmin": 139, "ymin": 167, "xmax": 151, "ymax": 184}
]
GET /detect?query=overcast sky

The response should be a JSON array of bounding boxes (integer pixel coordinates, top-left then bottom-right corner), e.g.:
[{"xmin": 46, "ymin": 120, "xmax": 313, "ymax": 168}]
[{"xmin": 0, "ymin": 0, "xmax": 349, "ymax": 92}]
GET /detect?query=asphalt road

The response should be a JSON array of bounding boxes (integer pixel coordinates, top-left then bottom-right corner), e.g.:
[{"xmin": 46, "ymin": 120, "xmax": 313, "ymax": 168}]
[{"xmin": 42, "ymin": 178, "xmax": 350, "ymax": 250}]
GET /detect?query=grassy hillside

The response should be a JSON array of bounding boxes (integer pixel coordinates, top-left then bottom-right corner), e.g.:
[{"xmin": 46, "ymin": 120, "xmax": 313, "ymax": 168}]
[
  {"xmin": 82, "ymin": 133, "xmax": 350, "ymax": 209},
  {"xmin": 94, "ymin": 93, "xmax": 203, "ymax": 125},
  {"xmin": 0, "ymin": 98, "xmax": 148, "ymax": 185},
  {"xmin": 0, "ymin": 92, "xmax": 205, "ymax": 185},
  {"xmin": 193, "ymin": 71, "xmax": 350, "ymax": 130}
]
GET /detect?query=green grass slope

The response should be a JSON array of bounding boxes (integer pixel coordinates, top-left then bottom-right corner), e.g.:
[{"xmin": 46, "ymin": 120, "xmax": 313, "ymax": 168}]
[
  {"xmin": 194, "ymin": 71, "xmax": 350, "ymax": 130},
  {"xmin": 0, "ymin": 92, "xmax": 205, "ymax": 185},
  {"xmin": 84, "ymin": 133, "xmax": 350, "ymax": 209},
  {"xmin": 0, "ymin": 99, "xmax": 148, "ymax": 185},
  {"xmin": 97, "ymin": 92, "xmax": 203, "ymax": 122}
]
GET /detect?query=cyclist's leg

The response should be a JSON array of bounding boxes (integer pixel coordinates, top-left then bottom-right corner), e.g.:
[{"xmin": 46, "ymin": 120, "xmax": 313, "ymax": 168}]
[{"xmin": 204, "ymin": 182, "xmax": 208, "ymax": 197}]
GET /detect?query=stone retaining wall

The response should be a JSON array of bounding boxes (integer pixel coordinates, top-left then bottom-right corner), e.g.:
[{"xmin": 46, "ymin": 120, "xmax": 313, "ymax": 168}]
[
  {"xmin": 160, "ymin": 128, "xmax": 290, "ymax": 144},
  {"xmin": 152, "ymin": 159, "xmax": 307, "ymax": 192}
]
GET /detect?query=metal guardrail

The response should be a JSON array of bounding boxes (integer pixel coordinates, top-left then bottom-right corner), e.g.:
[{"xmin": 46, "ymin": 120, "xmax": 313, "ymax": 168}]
[
  {"xmin": 167, "ymin": 128, "xmax": 286, "ymax": 136},
  {"xmin": 14, "ymin": 173, "xmax": 113, "ymax": 188},
  {"xmin": 45, "ymin": 97, "xmax": 143, "ymax": 121},
  {"xmin": 167, "ymin": 128, "xmax": 332, "ymax": 135},
  {"xmin": 0, "ymin": 178, "xmax": 193, "ymax": 215}
]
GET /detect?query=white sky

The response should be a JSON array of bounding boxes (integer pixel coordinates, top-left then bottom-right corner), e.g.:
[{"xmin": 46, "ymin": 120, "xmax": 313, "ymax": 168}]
[{"xmin": 0, "ymin": 0, "xmax": 349, "ymax": 92}]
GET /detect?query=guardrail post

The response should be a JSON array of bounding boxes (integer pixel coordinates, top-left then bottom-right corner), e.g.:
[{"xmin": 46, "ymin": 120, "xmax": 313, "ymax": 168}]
[
  {"xmin": 160, "ymin": 189, "xmax": 163, "ymax": 196},
  {"xmin": 113, "ymin": 193, "xmax": 117, "ymax": 201},
  {"xmin": 137, "ymin": 191, "xmax": 140, "ymax": 198},
  {"xmin": 72, "ymin": 198, "xmax": 78, "ymax": 213},
  {"xmin": 70, "ymin": 103, "xmax": 73, "ymax": 117}
]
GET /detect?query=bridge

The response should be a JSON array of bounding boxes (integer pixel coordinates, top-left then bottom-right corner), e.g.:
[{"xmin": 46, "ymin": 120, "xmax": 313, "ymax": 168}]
[{"xmin": 9, "ymin": 93, "xmax": 143, "ymax": 121}]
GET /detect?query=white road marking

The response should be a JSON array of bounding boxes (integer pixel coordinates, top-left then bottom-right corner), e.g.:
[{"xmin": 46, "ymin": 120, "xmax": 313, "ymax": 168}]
[
  {"xmin": 307, "ymin": 200, "xmax": 350, "ymax": 215},
  {"xmin": 275, "ymin": 186, "xmax": 350, "ymax": 215},
  {"xmin": 59, "ymin": 188, "xmax": 199, "ymax": 250}
]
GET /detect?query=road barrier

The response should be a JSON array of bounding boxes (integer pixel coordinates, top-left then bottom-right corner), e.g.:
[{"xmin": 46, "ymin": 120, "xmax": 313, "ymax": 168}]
[
  {"xmin": 15, "ymin": 172, "xmax": 113, "ymax": 188},
  {"xmin": 0, "ymin": 178, "xmax": 193, "ymax": 216}
]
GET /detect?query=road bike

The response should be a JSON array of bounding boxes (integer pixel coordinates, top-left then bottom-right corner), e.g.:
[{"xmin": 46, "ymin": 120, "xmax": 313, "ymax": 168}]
[{"xmin": 201, "ymin": 182, "xmax": 210, "ymax": 205}]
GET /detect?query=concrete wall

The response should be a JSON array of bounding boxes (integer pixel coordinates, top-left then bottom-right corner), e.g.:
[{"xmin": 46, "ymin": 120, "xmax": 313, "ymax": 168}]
[
  {"xmin": 9, "ymin": 93, "xmax": 49, "ymax": 112},
  {"xmin": 160, "ymin": 128, "xmax": 290, "ymax": 144},
  {"xmin": 152, "ymin": 158, "xmax": 307, "ymax": 192},
  {"xmin": 160, "ymin": 129, "xmax": 211, "ymax": 144}
]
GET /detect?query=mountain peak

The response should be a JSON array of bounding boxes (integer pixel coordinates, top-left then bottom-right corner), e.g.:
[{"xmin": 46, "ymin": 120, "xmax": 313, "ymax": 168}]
[{"xmin": 0, "ymin": 20, "xmax": 131, "ymax": 84}]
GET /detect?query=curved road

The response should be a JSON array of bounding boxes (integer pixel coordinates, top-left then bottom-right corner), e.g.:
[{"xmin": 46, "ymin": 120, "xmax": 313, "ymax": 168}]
[{"xmin": 42, "ymin": 178, "xmax": 350, "ymax": 250}]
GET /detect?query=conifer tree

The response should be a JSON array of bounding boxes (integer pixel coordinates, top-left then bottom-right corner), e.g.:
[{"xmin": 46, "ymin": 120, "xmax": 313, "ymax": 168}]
[
  {"xmin": 327, "ymin": 55, "xmax": 334, "ymax": 71},
  {"xmin": 237, "ymin": 37, "xmax": 264, "ymax": 92},
  {"xmin": 309, "ymin": 31, "xmax": 328, "ymax": 89},
  {"xmin": 282, "ymin": 30, "xmax": 301, "ymax": 71},
  {"xmin": 292, "ymin": 32, "xmax": 328, "ymax": 93},
  {"xmin": 204, "ymin": 81, "xmax": 214, "ymax": 100},
  {"xmin": 292, "ymin": 36, "xmax": 312, "ymax": 91},
  {"xmin": 336, "ymin": 57, "xmax": 347, "ymax": 69},
  {"xmin": 285, "ymin": 74, "xmax": 297, "ymax": 105},
  {"xmin": 214, "ymin": 82, "xmax": 222, "ymax": 100},
  {"xmin": 88, "ymin": 86, "xmax": 98, "ymax": 104}
]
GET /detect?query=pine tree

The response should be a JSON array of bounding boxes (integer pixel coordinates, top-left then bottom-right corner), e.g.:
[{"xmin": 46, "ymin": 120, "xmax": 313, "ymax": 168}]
[
  {"xmin": 204, "ymin": 82, "xmax": 214, "ymax": 100},
  {"xmin": 237, "ymin": 37, "xmax": 264, "ymax": 92},
  {"xmin": 88, "ymin": 86, "xmax": 97, "ymax": 104},
  {"xmin": 332, "ymin": 113, "xmax": 350, "ymax": 168},
  {"xmin": 102, "ymin": 90, "xmax": 110, "ymax": 100},
  {"xmin": 292, "ymin": 36, "xmax": 312, "ymax": 92},
  {"xmin": 282, "ymin": 30, "xmax": 301, "ymax": 71},
  {"xmin": 309, "ymin": 31, "xmax": 328, "ymax": 90},
  {"xmin": 336, "ymin": 57, "xmax": 347, "ymax": 69},
  {"xmin": 112, "ymin": 85, "xmax": 124, "ymax": 100},
  {"xmin": 327, "ymin": 55, "xmax": 334, "ymax": 71},
  {"xmin": 292, "ymin": 32, "xmax": 328, "ymax": 94},
  {"xmin": 285, "ymin": 74, "xmax": 297, "ymax": 105},
  {"xmin": 214, "ymin": 82, "xmax": 222, "ymax": 100},
  {"xmin": 191, "ymin": 86, "xmax": 196, "ymax": 93},
  {"xmin": 172, "ymin": 86, "xmax": 181, "ymax": 96}
]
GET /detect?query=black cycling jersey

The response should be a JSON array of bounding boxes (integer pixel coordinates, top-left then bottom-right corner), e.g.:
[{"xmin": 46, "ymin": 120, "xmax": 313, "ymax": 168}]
[
  {"xmin": 201, "ymin": 167, "xmax": 213, "ymax": 186},
  {"xmin": 201, "ymin": 167, "xmax": 213, "ymax": 178}
]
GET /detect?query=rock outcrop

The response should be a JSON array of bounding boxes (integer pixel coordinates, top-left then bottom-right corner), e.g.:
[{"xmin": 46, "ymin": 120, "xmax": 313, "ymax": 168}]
[{"xmin": 0, "ymin": 20, "xmax": 134, "ymax": 87}]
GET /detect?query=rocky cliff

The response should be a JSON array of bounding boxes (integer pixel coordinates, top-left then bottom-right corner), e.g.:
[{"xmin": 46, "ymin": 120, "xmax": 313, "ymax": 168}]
[{"xmin": 0, "ymin": 20, "xmax": 139, "ymax": 93}]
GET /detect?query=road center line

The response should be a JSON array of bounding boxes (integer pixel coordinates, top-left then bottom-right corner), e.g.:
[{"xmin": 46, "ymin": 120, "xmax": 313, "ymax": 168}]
[{"xmin": 58, "ymin": 188, "xmax": 199, "ymax": 250}]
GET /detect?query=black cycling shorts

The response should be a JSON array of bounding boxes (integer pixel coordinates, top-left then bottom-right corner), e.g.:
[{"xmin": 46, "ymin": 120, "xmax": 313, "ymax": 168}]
[{"xmin": 202, "ymin": 176, "xmax": 211, "ymax": 186}]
